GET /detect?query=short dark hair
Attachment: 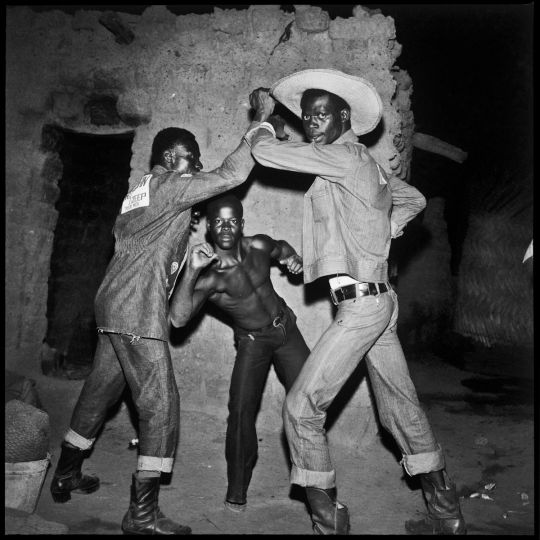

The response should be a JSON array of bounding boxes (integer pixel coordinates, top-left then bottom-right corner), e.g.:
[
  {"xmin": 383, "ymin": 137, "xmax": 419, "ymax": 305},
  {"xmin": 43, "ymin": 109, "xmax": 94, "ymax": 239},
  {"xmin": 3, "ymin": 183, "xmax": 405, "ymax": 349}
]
[
  {"xmin": 300, "ymin": 89, "xmax": 350, "ymax": 114},
  {"xmin": 150, "ymin": 127, "xmax": 199, "ymax": 167},
  {"xmin": 206, "ymin": 194, "xmax": 244, "ymax": 219}
]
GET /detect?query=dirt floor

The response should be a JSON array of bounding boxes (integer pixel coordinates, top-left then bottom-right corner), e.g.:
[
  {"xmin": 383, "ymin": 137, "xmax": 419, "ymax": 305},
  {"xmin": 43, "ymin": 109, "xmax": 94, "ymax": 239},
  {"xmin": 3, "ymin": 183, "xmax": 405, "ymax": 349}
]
[{"xmin": 5, "ymin": 345, "xmax": 536, "ymax": 535}]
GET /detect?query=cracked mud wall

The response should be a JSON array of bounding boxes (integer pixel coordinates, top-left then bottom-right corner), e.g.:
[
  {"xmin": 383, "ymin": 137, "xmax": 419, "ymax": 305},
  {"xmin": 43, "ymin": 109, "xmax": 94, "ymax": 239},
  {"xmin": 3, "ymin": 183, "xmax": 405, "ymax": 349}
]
[{"xmin": 6, "ymin": 5, "xmax": 414, "ymax": 448}]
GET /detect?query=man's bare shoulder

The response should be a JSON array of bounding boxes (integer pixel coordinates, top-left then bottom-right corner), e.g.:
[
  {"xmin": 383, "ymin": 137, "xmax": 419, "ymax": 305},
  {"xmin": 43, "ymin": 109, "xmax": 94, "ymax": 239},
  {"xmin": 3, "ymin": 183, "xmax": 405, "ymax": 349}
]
[{"xmin": 244, "ymin": 234, "xmax": 274, "ymax": 253}]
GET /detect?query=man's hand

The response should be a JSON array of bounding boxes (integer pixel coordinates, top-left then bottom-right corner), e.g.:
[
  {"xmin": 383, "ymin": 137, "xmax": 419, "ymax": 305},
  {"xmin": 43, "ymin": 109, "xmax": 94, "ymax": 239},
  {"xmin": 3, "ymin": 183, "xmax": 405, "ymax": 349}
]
[
  {"xmin": 279, "ymin": 254, "xmax": 303, "ymax": 275},
  {"xmin": 189, "ymin": 242, "xmax": 219, "ymax": 270},
  {"xmin": 268, "ymin": 114, "xmax": 289, "ymax": 141},
  {"xmin": 390, "ymin": 220, "xmax": 404, "ymax": 239},
  {"xmin": 250, "ymin": 87, "xmax": 275, "ymax": 123},
  {"xmin": 190, "ymin": 210, "xmax": 201, "ymax": 233}
]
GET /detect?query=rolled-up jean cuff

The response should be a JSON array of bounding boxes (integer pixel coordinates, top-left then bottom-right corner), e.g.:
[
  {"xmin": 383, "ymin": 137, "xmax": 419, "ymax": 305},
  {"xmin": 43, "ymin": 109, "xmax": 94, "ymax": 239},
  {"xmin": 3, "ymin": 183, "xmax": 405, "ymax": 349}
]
[
  {"xmin": 137, "ymin": 456, "xmax": 174, "ymax": 473},
  {"xmin": 400, "ymin": 444, "xmax": 445, "ymax": 476},
  {"xmin": 290, "ymin": 466, "xmax": 336, "ymax": 489},
  {"xmin": 65, "ymin": 428, "xmax": 95, "ymax": 450}
]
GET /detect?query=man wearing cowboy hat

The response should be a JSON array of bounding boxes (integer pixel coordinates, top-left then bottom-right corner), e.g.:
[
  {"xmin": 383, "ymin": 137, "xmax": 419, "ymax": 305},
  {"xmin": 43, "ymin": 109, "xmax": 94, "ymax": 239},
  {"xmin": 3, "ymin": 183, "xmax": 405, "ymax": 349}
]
[{"xmin": 246, "ymin": 69, "xmax": 466, "ymax": 535}]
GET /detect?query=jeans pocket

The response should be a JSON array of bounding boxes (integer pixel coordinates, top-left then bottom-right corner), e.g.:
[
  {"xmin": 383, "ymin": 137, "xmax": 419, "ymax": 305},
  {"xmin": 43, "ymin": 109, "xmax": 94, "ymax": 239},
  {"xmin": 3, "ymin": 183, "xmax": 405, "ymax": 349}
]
[{"xmin": 335, "ymin": 296, "xmax": 382, "ymax": 329}]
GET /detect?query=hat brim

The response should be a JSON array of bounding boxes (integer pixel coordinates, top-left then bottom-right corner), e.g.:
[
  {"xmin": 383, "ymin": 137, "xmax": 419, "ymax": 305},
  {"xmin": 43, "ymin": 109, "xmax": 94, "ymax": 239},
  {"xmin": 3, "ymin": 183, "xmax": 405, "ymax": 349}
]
[{"xmin": 270, "ymin": 69, "xmax": 383, "ymax": 136}]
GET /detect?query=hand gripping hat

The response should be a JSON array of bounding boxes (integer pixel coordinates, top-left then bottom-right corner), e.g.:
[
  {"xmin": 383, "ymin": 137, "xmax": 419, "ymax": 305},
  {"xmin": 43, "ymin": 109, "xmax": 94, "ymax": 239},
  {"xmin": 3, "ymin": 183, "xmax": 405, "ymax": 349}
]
[{"xmin": 270, "ymin": 68, "xmax": 383, "ymax": 136}]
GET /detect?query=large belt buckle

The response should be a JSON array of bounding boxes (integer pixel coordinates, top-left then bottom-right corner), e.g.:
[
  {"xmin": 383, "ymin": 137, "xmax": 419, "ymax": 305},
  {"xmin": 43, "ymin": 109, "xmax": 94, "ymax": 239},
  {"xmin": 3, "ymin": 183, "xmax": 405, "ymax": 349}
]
[
  {"xmin": 357, "ymin": 283, "xmax": 369, "ymax": 295},
  {"xmin": 330, "ymin": 287, "xmax": 343, "ymax": 305}
]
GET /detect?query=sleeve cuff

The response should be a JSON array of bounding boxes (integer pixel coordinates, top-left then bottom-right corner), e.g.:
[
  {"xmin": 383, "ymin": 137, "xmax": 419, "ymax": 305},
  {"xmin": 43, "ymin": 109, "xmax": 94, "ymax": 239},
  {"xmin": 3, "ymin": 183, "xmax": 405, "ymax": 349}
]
[
  {"xmin": 390, "ymin": 220, "xmax": 404, "ymax": 239},
  {"xmin": 243, "ymin": 122, "xmax": 276, "ymax": 146}
]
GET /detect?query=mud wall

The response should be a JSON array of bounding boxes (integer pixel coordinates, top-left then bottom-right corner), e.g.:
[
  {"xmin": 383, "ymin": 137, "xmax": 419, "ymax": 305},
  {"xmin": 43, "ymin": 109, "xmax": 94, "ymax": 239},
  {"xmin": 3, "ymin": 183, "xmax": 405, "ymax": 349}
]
[{"xmin": 5, "ymin": 5, "xmax": 414, "ymax": 448}]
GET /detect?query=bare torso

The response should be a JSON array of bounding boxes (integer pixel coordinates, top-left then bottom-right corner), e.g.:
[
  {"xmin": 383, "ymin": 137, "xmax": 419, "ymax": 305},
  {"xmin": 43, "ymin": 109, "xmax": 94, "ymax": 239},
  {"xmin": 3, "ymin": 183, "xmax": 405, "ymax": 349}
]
[{"xmin": 202, "ymin": 238, "xmax": 283, "ymax": 330}]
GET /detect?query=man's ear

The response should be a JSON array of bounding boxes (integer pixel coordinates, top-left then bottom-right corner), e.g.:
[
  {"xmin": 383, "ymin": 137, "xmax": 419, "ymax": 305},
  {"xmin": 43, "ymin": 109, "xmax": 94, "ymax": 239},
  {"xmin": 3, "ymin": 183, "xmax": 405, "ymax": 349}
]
[
  {"xmin": 241, "ymin": 219, "xmax": 245, "ymax": 231},
  {"xmin": 163, "ymin": 150, "xmax": 173, "ymax": 165},
  {"xmin": 340, "ymin": 109, "xmax": 350, "ymax": 123}
]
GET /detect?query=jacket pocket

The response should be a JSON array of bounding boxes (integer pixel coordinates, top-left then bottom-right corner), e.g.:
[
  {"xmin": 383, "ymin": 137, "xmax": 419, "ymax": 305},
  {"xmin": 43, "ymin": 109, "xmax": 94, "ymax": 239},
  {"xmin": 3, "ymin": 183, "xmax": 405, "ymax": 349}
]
[{"xmin": 309, "ymin": 186, "xmax": 342, "ymax": 256}]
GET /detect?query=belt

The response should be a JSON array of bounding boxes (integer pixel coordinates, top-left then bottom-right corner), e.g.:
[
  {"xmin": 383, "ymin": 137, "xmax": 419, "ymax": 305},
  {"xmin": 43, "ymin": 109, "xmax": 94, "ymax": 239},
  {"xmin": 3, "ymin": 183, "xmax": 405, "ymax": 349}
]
[
  {"xmin": 330, "ymin": 282, "xmax": 390, "ymax": 305},
  {"xmin": 236, "ymin": 309, "xmax": 286, "ymax": 332}
]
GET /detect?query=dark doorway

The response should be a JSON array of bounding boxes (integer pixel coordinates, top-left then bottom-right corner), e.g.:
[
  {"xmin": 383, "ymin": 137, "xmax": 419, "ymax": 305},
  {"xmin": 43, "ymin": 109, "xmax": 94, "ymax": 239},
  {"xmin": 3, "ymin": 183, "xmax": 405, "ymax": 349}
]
[{"xmin": 43, "ymin": 128, "xmax": 133, "ymax": 379}]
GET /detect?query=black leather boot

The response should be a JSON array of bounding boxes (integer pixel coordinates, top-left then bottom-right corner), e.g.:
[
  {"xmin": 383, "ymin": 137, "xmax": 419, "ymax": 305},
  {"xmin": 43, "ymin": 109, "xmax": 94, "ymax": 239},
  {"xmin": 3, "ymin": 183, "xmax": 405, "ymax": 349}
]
[
  {"xmin": 50, "ymin": 442, "xmax": 100, "ymax": 503},
  {"xmin": 121, "ymin": 474, "xmax": 192, "ymax": 535},
  {"xmin": 405, "ymin": 470, "xmax": 466, "ymax": 535},
  {"xmin": 305, "ymin": 487, "xmax": 350, "ymax": 535}
]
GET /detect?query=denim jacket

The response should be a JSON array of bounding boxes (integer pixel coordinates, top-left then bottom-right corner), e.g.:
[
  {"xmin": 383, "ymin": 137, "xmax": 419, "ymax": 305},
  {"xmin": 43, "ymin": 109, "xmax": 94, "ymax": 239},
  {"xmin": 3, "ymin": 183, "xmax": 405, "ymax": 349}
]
[
  {"xmin": 94, "ymin": 129, "xmax": 259, "ymax": 341},
  {"xmin": 250, "ymin": 128, "xmax": 426, "ymax": 283}
]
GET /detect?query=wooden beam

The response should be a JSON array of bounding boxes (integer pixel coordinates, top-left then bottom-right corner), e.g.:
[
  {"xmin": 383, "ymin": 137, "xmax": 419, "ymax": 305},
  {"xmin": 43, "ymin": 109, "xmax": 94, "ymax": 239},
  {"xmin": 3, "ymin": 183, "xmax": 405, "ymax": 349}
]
[{"xmin": 412, "ymin": 132, "xmax": 468, "ymax": 164}]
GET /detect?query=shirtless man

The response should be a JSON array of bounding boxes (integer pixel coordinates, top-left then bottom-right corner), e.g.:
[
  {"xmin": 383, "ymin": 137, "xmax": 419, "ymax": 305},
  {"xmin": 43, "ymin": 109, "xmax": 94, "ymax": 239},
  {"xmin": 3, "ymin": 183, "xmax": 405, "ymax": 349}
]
[{"xmin": 170, "ymin": 194, "xmax": 309, "ymax": 512}]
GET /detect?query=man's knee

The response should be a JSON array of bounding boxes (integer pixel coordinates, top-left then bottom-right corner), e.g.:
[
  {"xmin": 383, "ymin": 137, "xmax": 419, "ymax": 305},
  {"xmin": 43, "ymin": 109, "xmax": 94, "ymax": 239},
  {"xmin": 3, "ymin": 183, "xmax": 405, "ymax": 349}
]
[
  {"xmin": 135, "ymin": 394, "xmax": 179, "ymax": 431},
  {"xmin": 283, "ymin": 389, "xmax": 302, "ymax": 425}
]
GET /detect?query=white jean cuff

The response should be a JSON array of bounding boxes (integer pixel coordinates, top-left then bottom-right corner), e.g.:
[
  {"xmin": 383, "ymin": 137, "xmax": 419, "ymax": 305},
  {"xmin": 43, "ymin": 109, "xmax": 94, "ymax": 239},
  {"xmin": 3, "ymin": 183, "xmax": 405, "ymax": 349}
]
[
  {"xmin": 400, "ymin": 444, "xmax": 445, "ymax": 476},
  {"xmin": 290, "ymin": 465, "xmax": 336, "ymax": 489},
  {"xmin": 65, "ymin": 428, "xmax": 95, "ymax": 450},
  {"xmin": 137, "ymin": 455, "xmax": 174, "ymax": 473}
]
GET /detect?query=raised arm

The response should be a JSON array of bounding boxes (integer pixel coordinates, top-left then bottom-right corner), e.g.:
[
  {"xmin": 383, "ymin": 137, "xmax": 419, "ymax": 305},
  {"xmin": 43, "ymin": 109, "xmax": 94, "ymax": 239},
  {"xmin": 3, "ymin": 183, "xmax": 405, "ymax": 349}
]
[
  {"xmin": 169, "ymin": 89, "xmax": 276, "ymax": 210},
  {"xmin": 249, "ymin": 127, "xmax": 354, "ymax": 179},
  {"xmin": 169, "ymin": 243, "xmax": 218, "ymax": 327},
  {"xmin": 251, "ymin": 234, "xmax": 303, "ymax": 275}
]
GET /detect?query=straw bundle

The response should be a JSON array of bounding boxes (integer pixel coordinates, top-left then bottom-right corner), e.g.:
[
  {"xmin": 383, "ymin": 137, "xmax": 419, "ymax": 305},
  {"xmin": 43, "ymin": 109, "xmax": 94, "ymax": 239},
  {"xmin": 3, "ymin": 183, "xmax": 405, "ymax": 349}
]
[{"xmin": 453, "ymin": 167, "xmax": 533, "ymax": 346}]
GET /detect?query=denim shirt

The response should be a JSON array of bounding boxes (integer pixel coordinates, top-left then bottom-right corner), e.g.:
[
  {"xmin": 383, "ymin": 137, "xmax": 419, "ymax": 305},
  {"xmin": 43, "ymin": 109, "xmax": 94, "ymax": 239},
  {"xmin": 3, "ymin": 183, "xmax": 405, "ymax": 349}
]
[
  {"xmin": 94, "ymin": 131, "xmax": 258, "ymax": 341},
  {"xmin": 250, "ymin": 129, "xmax": 426, "ymax": 283}
]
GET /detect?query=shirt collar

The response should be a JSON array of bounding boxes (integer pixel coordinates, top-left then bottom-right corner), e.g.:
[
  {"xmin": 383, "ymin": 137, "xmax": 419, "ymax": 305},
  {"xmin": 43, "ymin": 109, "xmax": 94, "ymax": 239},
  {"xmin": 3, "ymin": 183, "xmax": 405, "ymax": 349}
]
[{"xmin": 333, "ymin": 129, "xmax": 358, "ymax": 145}]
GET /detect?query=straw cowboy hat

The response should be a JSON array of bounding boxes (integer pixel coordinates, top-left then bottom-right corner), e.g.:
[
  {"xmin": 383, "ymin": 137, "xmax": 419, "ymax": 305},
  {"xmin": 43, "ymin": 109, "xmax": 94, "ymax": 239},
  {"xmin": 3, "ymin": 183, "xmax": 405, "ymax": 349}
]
[{"xmin": 270, "ymin": 69, "xmax": 383, "ymax": 136}]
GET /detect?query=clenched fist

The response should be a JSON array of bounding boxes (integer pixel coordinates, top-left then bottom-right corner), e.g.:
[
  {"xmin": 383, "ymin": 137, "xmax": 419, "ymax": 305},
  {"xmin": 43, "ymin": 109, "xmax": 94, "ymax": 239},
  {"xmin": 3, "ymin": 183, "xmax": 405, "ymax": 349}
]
[
  {"xmin": 188, "ymin": 242, "xmax": 219, "ymax": 270},
  {"xmin": 279, "ymin": 254, "xmax": 303, "ymax": 275},
  {"xmin": 249, "ymin": 87, "xmax": 275, "ymax": 122}
]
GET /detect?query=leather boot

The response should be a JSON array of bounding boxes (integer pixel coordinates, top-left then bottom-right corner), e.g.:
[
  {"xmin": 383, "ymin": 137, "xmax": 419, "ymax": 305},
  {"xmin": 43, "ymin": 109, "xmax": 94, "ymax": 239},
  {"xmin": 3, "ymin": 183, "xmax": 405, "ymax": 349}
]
[
  {"xmin": 121, "ymin": 474, "xmax": 192, "ymax": 535},
  {"xmin": 305, "ymin": 487, "xmax": 350, "ymax": 535},
  {"xmin": 405, "ymin": 470, "xmax": 466, "ymax": 535},
  {"xmin": 50, "ymin": 442, "xmax": 100, "ymax": 503}
]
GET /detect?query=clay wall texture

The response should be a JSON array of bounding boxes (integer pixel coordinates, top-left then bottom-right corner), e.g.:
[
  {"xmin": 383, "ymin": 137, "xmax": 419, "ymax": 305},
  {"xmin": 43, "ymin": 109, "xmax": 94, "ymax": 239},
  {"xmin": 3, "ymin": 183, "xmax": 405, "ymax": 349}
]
[{"xmin": 5, "ymin": 5, "xmax": 413, "ymax": 446}]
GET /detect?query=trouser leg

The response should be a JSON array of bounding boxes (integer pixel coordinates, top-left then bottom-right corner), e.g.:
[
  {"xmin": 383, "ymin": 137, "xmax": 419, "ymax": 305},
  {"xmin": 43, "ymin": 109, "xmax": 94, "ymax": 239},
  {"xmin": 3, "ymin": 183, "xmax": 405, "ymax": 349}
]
[
  {"xmin": 282, "ymin": 295, "xmax": 393, "ymax": 534},
  {"xmin": 283, "ymin": 295, "xmax": 390, "ymax": 488},
  {"xmin": 108, "ymin": 334, "xmax": 179, "ymax": 472},
  {"xmin": 365, "ymin": 291, "xmax": 465, "ymax": 534},
  {"xmin": 272, "ymin": 313, "xmax": 310, "ymax": 392},
  {"xmin": 52, "ymin": 332, "xmax": 122, "ymax": 502},
  {"xmin": 69, "ymin": 332, "xmax": 127, "ymax": 443},
  {"xmin": 364, "ymin": 326, "xmax": 441, "ymax": 460},
  {"xmin": 364, "ymin": 290, "xmax": 444, "ymax": 469},
  {"xmin": 225, "ymin": 333, "xmax": 273, "ymax": 504},
  {"xmin": 100, "ymin": 335, "xmax": 189, "ymax": 535}
]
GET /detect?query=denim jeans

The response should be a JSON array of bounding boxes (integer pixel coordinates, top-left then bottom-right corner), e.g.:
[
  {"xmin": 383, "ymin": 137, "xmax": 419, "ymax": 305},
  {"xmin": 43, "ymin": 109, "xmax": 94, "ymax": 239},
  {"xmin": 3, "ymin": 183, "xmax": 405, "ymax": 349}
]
[
  {"xmin": 66, "ymin": 332, "xmax": 179, "ymax": 473},
  {"xmin": 283, "ymin": 288, "xmax": 444, "ymax": 489},
  {"xmin": 226, "ymin": 304, "xmax": 310, "ymax": 504}
]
